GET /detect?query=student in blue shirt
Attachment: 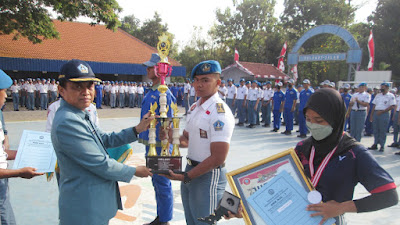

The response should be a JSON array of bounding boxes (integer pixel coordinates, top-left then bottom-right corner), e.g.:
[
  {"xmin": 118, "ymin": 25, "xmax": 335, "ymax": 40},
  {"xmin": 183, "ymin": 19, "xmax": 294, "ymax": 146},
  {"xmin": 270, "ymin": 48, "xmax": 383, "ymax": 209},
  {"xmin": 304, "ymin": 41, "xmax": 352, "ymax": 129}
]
[
  {"xmin": 271, "ymin": 82, "xmax": 285, "ymax": 132},
  {"xmin": 341, "ymin": 84, "xmax": 352, "ymax": 131},
  {"xmin": 282, "ymin": 79, "xmax": 298, "ymax": 135},
  {"xmin": 298, "ymin": 79, "xmax": 314, "ymax": 138}
]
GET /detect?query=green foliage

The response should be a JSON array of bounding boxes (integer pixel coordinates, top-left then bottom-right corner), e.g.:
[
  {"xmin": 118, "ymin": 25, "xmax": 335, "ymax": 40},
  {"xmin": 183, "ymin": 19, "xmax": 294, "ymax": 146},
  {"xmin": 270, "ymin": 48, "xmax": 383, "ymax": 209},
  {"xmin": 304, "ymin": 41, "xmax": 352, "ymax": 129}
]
[
  {"xmin": 369, "ymin": 0, "xmax": 400, "ymax": 79},
  {"xmin": 120, "ymin": 12, "xmax": 177, "ymax": 57},
  {"xmin": 0, "ymin": 0, "xmax": 122, "ymax": 44}
]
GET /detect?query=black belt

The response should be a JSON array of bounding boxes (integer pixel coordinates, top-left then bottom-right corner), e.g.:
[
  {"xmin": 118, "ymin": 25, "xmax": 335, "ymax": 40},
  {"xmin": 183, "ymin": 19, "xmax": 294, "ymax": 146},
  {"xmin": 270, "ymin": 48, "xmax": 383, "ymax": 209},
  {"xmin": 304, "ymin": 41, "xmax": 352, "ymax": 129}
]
[{"xmin": 187, "ymin": 157, "xmax": 225, "ymax": 168}]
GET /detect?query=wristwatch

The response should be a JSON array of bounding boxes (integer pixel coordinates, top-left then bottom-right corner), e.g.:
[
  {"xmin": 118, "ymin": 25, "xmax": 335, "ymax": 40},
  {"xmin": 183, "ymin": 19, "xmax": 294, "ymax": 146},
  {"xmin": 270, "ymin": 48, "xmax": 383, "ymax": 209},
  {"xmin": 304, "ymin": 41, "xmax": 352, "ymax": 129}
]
[
  {"xmin": 183, "ymin": 172, "xmax": 192, "ymax": 184},
  {"xmin": 132, "ymin": 126, "xmax": 139, "ymax": 137}
]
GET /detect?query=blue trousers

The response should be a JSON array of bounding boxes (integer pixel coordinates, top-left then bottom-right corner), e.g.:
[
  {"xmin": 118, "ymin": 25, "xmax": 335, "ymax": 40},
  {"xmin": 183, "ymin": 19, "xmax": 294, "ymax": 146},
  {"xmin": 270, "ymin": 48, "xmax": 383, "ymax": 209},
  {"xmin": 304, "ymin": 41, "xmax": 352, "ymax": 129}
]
[
  {"xmin": 0, "ymin": 178, "xmax": 16, "ymax": 225},
  {"xmin": 256, "ymin": 101, "xmax": 261, "ymax": 124},
  {"xmin": 283, "ymin": 108, "xmax": 294, "ymax": 131},
  {"xmin": 96, "ymin": 94, "xmax": 102, "ymax": 108},
  {"xmin": 248, "ymin": 100, "xmax": 257, "ymax": 125},
  {"xmin": 189, "ymin": 96, "xmax": 195, "ymax": 107},
  {"xmin": 273, "ymin": 110, "xmax": 281, "ymax": 130},
  {"xmin": 294, "ymin": 103, "xmax": 300, "ymax": 124},
  {"xmin": 12, "ymin": 93, "xmax": 19, "ymax": 110},
  {"xmin": 237, "ymin": 99, "xmax": 246, "ymax": 123},
  {"xmin": 372, "ymin": 111, "xmax": 390, "ymax": 147},
  {"xmin": 245, "ymin": 100, "xmax": 249, "ymax": 122},
  {"xmin": 350, "ymin": 110, "xmax": 366, "ymax": 142},
  {"xmin": 226, "ymin": 98, "xmax": 234, "ymax": 115},
  {"xmin": 129, "ymin": 93, "xmax": 136, "ymax": 108},
  {"xmin": 50, "ymin": 91, "xmax": 57, "ymax": 103},
  {"xmin": 152, "ymin": 174, "xmax": 173, "ymax": 222},
  {"xmin": 262, "ymin": 102, "xmax": 271, "ymax": 125},
  {"xmin": 181, "ymin": 165, "xmax": 227, "ymax": 225},
  {"xmin": 365, "ymin": 108, "xmax": 373, "ymax": 135},
  {"xmin": 118, "ymin": 93, "xmax": 125, "ymax": 108},
  {"xmin": 184, "ymin": 95, "xmax": 189, "ymax": 113},
  {"xmin": 137, "ymin": 94, "xmax": 143, "ymax": 108},
  {"xmin": 110, "ymin": 93, "xmax": 116, "ymax": 108},
  {"xmin": 393, "ymin": 111, "xmax": 399, "ymax": 144},
  {"xmin": 299, "ymin": 108, "xmax": 308, "ymax": 135},
  {"xmin": 27, "ymin": 93, "xmax": 34, "ymax": 110},
  {"xmin": 40, "ymin": 93, "xmax": 48, "ymax": 110}
]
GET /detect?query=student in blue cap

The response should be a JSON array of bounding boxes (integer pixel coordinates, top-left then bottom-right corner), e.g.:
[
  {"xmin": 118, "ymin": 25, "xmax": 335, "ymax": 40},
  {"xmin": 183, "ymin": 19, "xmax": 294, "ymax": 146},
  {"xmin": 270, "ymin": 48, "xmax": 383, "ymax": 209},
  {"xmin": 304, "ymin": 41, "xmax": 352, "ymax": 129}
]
[
  {"xmin": 271, "ymin": 82, "xmax": 285, "ymax": 132},
  {"xmin": 140, "ymin": 53, "xmax": 176, "ymax": 225},
  {"xmin": 298, "ymin": 79, "xmax": 314, "ymax": 138},
  {"xmin": 164, "ymin": 60, "xmax": 235, "ymax": 225},
  {"xmin": 341, "ymin": 84, "xmax": 352, "ymax": 131},
  {"xmin": 95, "ymin": 81, "xmax": 103, "ymax": 109},
  {"xmin": 346, "ymin": 83, "xmax": 370, "ymax": 142},
  {"xmin": 10, "ymin": 80, "xmax": 20, "ymax": 111},
  {"xmin": 247, "ymin": 80, "xmax": 260, "ymax": 128},
  {"xmin": 368, "ymin": 82, "xmax": 396, "ymax": 152},
  {"xmin": 226, "ymin": 78, "xmax": 237, "ymax": 115},
  {"xmin": 51, "ymin": 59, "xmax": 152, "ymax": 225},
  {"xmin": 236, "ymin": 78, "xmax": 248, "ymax": 126},
  {"xmin": 0, "ymin": 69, "xmax": 44, "ymax": 224}
]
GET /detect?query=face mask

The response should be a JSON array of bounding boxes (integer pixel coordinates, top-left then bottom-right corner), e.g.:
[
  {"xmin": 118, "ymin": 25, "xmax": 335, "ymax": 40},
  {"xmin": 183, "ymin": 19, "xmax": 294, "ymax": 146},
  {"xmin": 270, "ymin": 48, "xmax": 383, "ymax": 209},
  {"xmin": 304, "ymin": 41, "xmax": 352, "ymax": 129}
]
[
  {"xmin": 306, "ymin": 121, "xmax": 333, "ymax": 141},
  {"xmin": 380, "ymin": 88, "xmax": 385, "ymax": 93}
]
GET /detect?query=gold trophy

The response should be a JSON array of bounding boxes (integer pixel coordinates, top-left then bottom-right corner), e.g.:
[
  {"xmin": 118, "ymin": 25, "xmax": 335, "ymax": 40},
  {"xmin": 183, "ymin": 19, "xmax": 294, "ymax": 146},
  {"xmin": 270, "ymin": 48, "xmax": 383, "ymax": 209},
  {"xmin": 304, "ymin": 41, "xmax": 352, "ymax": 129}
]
[{"xmin": 145, "ymin": 34, "xmax": 182, "ymax": 174}]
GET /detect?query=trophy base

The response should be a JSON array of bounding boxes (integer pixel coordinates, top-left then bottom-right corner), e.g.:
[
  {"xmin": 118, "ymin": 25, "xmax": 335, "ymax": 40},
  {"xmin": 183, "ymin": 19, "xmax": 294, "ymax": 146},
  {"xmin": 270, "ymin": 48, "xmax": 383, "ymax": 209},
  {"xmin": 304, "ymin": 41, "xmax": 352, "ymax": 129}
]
[{"xmin": 146, "ymin": 156, "xmax": 183, "ymax": 174}]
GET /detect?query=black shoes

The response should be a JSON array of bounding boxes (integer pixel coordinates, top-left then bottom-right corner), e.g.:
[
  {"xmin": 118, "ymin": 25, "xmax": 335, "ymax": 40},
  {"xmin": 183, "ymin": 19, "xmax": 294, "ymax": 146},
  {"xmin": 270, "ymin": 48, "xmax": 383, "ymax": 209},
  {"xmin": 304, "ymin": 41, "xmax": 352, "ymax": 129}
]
[
  {"xmin": 281, "ymin": 130, "xmax": 291, "ymax": 135},
  {"xmin": 262, "ymin": 124, "xmax": 270, "ymax": 127},
  {"xmin": 247, "ymin": 124, "xmax": 255, "ymax": 128},
  {"xmin": 271, "ymin": 128, "xmax": 278, "ymax": 132},
  {"xmin": 379, "ymin": 147, "xmax": 384, "ymax": 152},
  {"xmin": 388, "ymin": 143, "xmax": 399, "ymax": 147},
  {"xmin": 236, "ymin": 123, "xmax": 244, "ymax": 126},
  {"xmin": 143, "ymin": 216, "xmax": 170, "ymax": 225},
  {"xmin": 368, "ymin": 144, "xmax": 378, "ymax": 150},
  {"xmin": 297, "ymin": 134, "xmax": 307, "ymax": 138}
]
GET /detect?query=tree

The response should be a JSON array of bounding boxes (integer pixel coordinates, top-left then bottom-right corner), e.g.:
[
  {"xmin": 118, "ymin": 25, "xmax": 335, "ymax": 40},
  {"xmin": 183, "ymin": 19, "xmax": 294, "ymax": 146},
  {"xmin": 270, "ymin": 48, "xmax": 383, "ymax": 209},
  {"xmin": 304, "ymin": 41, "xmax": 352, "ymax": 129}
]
[
  {"xmin": 369, "ymin": 0, "xmax": 400, "ymax": 79},
  {"xmin": 0, "ymin": 0, "xmax": 122, "ymax": 44}
]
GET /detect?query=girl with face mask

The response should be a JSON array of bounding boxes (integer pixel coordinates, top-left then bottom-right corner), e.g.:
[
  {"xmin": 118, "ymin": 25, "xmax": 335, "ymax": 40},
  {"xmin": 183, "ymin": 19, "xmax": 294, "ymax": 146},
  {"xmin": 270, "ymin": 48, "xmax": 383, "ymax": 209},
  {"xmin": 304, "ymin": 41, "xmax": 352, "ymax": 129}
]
[{"xmin": 294, "ymin": 88, "xmax": 398, "ymax": 225}]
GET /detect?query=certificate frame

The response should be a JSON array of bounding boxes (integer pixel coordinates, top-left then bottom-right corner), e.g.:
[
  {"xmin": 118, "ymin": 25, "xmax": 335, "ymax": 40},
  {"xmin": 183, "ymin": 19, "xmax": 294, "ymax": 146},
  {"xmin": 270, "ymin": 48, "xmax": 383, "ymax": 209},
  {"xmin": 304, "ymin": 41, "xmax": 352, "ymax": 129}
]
[{"xmin": 226, "ymin": 148, "xmax": 313, "ymax": 225}]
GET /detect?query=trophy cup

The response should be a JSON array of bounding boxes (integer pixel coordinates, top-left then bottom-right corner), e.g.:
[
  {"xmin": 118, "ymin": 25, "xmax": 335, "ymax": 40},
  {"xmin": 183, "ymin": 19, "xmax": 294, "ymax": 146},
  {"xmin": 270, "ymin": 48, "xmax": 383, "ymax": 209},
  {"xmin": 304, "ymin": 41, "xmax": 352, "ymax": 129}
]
[{"xmin": 145, "ymin": 34, "xmax": 183, "ymax": 174}]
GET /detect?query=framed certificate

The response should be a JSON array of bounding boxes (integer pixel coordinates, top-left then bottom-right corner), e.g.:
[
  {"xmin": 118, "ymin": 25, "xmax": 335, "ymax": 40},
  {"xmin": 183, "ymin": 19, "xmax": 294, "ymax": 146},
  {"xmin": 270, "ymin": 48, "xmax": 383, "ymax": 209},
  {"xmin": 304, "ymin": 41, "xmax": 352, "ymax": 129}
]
[{"xmin": 226, "ymin": 148, "xmax": 313, "ymax": 225}]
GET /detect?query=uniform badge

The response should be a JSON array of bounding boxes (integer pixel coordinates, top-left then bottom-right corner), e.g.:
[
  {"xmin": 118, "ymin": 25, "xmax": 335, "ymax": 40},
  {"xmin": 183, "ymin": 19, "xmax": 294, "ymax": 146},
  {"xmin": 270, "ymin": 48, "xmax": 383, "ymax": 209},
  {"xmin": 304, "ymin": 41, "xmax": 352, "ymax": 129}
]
[
  {"xmin": 216, "ymin": 103, "xmax": 225, "ymax": 113},
  {"xmin": 213, "ymin": 120, "xmax": 224, "ymax": 131},
  {"xmin": 199, "ymin": 129, "xmax": 208, "ymax": 138},
  {"xmin": 201, "ymin": 63, "xmax": 211, "ymax": 72},
  {"xmin": 77, "ymin": 64, "xmax": 89, "ymax": 73}
]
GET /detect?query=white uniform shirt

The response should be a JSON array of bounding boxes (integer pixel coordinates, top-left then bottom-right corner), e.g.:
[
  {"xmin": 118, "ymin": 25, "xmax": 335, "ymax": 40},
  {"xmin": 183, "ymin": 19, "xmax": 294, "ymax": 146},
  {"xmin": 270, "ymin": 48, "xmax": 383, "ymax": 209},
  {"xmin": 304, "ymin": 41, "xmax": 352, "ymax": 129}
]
[
  {"xmin": 35, "ymin": 83, "xmax": 41, "ymax": 91},
  {"xmin": 189, "ymin": 86, "xmax": 196, "ymax": 96},
  {"xmin": 49, "ymin": 84, "xmax": 58, "ymax": 92},
  {"xmin": 104, "ymin": 84, "xmax": 110, "ymax": 92},
  {"xmin": 137, "ymin": 86, "xmax": 144, "ymax": 94},
  {"xmin": 184, "ymin": 83, "xmax": 191, "ymax": 94},
  {"xmin": 110, "ymin": 86, "xmax": 117, "ymax": 94},
  {"xmin": 262, "ymin": 88, "xmax": 274, "ymax": 101},
  {"xmin": 0, "ymin": 122, "xmax": 7, "ymax": 169},
  {"xmin": 218, "ymin": 86, "xmax": 228, "ymax": 100},
  {"xmin": 128, "ymin": 86, "xmax": 136, "ymax": 94},
  {"xmin": 350, "ymin": 92, "xmax": 371, "ymax": 110},
  {"xmin": 236, "ymin": 86, "xmax": 248, "ymax": 100},
  {"xmin": 26, "ymin": 84, "xmax": 35, "ymax": 93},
  {"xmin": 227, "ymin": 85, "xmax": 237, "ymax": 99},
  {"xmin": 10, "ymin": 85, "xmax": 20, "ymax": 93},
  {"xmin": 396, "ymin": 95, "xmax": 400, "ymax": 111},
  {"xmin": 39, "ymin": 83, "xmax": 48, "ymax": 93},
  {"xmin": 185, "ymin": 93, "xmax": 235, "ymax": 162},
  {"xmin": 248, "ymin": 87, "xmax": 259, "ymax": 101},
  {"xmin": 372, "ymin": 92, "xmax": 396, "ymax": 110},
  {"xmin": 118, "ymin": 85, "xmax": 125, "ymax": 94},
  {"xmin": 45, "ymin": 100, "xmax": 99, "ymax": 132}
]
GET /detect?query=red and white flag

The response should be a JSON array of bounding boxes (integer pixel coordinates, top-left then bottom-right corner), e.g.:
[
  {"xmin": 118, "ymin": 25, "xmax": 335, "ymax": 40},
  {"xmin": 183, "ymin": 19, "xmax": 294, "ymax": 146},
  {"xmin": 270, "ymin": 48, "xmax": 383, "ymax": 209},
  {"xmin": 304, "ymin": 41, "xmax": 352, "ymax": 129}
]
[
  {"xmin": 368, "ymin": 30, "xmax": 374, "ymax": 71},
  {"xmin": 291, "ymin": 65, "xmax": 298, "ymax": 81},
  {"xmin": 234, "ymin": 48, "xmax": 239, "ymax": 62},
  {"xmin": 277, "ymin": 41, "xmax": 287, "ymax": 72}
]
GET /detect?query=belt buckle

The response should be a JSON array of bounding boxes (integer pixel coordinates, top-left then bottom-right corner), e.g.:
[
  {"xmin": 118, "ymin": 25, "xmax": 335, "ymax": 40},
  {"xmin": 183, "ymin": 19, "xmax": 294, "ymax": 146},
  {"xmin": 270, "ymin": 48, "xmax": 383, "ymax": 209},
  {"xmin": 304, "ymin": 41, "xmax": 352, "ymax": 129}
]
[{"xmin": 187, "ymin": 158, "xmax": 192, "ymax": 166}]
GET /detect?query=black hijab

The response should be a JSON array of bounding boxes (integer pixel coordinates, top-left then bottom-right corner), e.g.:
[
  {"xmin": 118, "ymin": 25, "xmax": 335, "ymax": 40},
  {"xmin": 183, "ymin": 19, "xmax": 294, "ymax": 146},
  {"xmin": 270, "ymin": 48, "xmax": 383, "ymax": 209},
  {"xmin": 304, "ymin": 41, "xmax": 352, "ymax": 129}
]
[{"xmin": 302, "ymin": 88, "xmax": 358, "ymax": 167}]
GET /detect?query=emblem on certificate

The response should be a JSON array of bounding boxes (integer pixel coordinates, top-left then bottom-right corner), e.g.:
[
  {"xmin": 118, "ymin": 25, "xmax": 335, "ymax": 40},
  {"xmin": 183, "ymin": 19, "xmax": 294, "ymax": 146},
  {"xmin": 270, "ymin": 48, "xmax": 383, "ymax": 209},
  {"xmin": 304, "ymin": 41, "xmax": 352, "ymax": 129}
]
[
  {"xmin": 145, "ymin": 34, "xmax": 183, "ymax": 174},
  {"xmin": 226, "ymin": 149, "xmax": 335, "ymax": 225}
]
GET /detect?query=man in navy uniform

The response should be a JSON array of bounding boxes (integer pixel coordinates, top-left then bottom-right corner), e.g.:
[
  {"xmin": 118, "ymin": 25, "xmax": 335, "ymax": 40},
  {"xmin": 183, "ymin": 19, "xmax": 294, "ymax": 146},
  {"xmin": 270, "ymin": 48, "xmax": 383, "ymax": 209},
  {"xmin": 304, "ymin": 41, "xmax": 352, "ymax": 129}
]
[
  {"xmin": 139, "ymin": 53, "xmax": 176, "ymax": 225},
  {"xmin": 95, "ymin": 81, "xmax": 103, "ymax": 109},
  {"xmin": 51, "ymin": 59, "xmax": 152, "ymax": 225},
  {"xmin": 341, "ymin": 84, "xmax": 352, "ymax": 131},
  {"xmin": 164, "ymin": 60, "xmax": 235, "ymax": 225},
  {"xmin": 282, "ymin": 79, "xmax": 298, "ymax": 135},
  {"xmin": 298, "ymin": 79, "xmax": 313, "ymax": 138}
]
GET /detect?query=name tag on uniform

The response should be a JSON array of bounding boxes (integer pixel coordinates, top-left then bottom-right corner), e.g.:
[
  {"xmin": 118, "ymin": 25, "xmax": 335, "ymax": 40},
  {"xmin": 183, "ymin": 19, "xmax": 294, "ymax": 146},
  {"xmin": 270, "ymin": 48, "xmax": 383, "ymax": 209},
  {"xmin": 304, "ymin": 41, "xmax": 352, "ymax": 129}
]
[{"xmin": 200, "ymin": 129, "xmax": 208, "ymax": 138}]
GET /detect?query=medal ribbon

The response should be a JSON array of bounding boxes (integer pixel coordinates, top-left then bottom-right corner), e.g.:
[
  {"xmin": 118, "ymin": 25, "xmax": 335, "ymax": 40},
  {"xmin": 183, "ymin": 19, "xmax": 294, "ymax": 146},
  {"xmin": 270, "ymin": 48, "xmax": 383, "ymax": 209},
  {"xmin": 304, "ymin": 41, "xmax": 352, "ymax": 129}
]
[{"xmin": 309, "ymin": 145, "xmax": 338, "ymax": 187}]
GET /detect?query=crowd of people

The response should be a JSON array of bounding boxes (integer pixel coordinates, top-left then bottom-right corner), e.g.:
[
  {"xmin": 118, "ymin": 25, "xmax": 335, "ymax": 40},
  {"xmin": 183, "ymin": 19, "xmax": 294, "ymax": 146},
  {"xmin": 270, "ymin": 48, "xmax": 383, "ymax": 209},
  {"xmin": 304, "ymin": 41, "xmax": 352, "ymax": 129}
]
[{"xmin": 0, "ymin": 55, "xmax": 398, "ymax": 225}]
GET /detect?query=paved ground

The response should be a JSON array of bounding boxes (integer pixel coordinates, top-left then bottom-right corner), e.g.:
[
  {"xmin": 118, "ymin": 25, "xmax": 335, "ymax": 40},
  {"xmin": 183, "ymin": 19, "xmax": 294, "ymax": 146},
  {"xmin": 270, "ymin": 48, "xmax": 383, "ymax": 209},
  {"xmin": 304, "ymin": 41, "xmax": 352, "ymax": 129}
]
[{"xmin": 4, "ymin": 109, "xmax": 400, "ymax": 225}]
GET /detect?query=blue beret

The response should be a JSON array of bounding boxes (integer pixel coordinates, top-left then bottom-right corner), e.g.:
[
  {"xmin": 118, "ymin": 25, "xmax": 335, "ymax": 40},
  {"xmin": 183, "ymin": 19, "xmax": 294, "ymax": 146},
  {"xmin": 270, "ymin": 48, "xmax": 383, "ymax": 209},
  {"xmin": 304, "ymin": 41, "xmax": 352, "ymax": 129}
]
[
  {"xmin": 235, "ymin": 83, "xmax": 239, "ymax": 87},
  {"xmin": 252, "ymin": 80, "xmax": 257, "ymax": 84},
  {"xmin": 227, "ymin": 78, "xmax": 233, "ymax": 82},
  {"xmin": 266, "ymin": 81, "xmax": 272, "ymax": 85},
  {"xmin": 191, "ymin": 60, "xmax": 221, "ymax": 79},
  {"xmin": 381, "ymin": 82, "xmax": 390, "ymax": 87},
  {"xmin": 221, "ymin": 80, "xmax": 226, "ymax": 84},
  {"xmin": 358, "ymin": 82, "xmax": 367, "ymax": 87},
  {"xmin": 246, "ymin": 81, "xmax": 251, "ymax": 85},
  {"xmin": 0, "ymin": 69, "xmax": 12, "ymax": 89},
  {"xmin": 240, "ymin": 78, "xmax": 245, "ymax": 82}
]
